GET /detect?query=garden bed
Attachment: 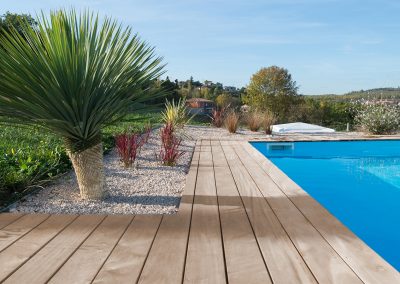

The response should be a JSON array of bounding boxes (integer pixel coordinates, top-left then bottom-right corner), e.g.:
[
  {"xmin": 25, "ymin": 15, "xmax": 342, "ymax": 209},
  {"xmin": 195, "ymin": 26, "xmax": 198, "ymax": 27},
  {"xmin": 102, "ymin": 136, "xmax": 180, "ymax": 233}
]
[{"xmin": 7, "ymin": 126, "xmax": 266, "ymax": 214}]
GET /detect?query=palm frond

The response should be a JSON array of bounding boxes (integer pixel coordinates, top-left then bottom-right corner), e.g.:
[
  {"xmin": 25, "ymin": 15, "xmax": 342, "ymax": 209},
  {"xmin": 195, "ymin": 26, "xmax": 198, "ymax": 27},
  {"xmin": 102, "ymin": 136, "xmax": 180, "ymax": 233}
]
[{"xmin": 0, "ymin": 9, "xmax": 165, "ymax": 152}]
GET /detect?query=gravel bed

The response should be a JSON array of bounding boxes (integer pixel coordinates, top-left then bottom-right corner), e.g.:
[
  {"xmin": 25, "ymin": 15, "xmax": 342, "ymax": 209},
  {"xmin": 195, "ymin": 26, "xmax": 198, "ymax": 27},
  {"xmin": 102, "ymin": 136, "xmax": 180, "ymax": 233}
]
[
  {"xmin": 12, "ymin": 129, "xmax": 189, "ymax": 215},
  {"xmin": 11, "ymin": 125, "xmax": 256, "ymax": 215},
  {"xmin": 182, "ymin": 125, "xmax": 267, "ymax": 140}
]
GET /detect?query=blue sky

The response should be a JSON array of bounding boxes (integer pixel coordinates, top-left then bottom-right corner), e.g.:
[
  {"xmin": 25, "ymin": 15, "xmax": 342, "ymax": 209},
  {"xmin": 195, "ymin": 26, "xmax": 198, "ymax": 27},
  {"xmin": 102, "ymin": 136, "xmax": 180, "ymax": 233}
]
[{"xmin": 1, "ymin": 0, "xmax": 400, "ymax": 95}]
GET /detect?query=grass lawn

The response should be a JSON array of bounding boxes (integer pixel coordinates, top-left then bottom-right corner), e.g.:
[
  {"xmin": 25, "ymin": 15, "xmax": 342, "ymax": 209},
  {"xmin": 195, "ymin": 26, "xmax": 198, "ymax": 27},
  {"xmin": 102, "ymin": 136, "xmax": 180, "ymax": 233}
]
[
  {"xmin": 188, "ymin": 114, "xmax": 212, "ymax": 126},
  {"xmin": 0, "ymin": 112, "xmax": 161, "ymax": 208}
]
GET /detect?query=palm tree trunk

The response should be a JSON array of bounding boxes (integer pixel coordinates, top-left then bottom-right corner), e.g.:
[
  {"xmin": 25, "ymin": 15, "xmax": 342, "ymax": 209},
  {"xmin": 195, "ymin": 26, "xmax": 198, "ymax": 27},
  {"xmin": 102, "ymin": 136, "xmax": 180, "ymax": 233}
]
[{"xmin": 67, "ymin": 143, "xmax": 106, "ymax": 200}]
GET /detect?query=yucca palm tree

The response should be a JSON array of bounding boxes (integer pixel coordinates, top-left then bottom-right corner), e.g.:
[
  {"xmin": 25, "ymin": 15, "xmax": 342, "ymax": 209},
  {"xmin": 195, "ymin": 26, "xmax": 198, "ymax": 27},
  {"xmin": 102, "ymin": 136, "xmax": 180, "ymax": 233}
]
[{"xmin": 0, "ymin": 10, "xmax": 165, "ymax": 199}]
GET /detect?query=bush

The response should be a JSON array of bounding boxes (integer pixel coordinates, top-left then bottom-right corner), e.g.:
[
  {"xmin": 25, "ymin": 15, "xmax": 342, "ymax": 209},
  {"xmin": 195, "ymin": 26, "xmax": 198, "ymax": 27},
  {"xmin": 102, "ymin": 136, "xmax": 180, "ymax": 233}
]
[
  {"xmin": 159, "ymin": 123, "xmax": 183, "ymax": 166},
  {"xmin": 0, "ymin": 126, "xmax": 71, "ymax": 206},
  {"xmin": 161, "ymin": 98, "xmax": 191, "ymax": 128},
  {"xmin": 115, "ymin": 127, "xmax": 150, "ymax": 168},
  {"xmin": 225, "ymin": 111, "xmax": 240, "ymax": 133},
  {"xmin": 355, "ymin": 104, "xmax": 400, "ymax": 134},
  {"xmin": 211, "ymin": 108, "xmax": 224, "ymax": 128},
  {"xmin": 263, "ymin": 111, "xmax": 277, "ymax": 134},
  {"xmin": 246, "ymin": 111, "xmax": 263, "ymax": 131}
]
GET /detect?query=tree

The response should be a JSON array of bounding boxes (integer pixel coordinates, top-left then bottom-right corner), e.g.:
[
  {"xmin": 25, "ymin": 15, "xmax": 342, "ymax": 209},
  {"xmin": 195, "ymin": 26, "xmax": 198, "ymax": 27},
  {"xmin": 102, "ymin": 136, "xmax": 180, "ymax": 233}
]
[
  {"xmin": 0, "ymin": 10, "xmax": 164, "ymax": 200},
  {"xmin": 187, "ymin": 76, "xmax": 193, "ymax": 97},
  {"xmin": 243, "ymin": 66, "xmax": 300, "ymax": 121},
  {"xmin": 215, "ymin": 93, "xmax": 240, "ymax": 109},
  {"xmin": 200, "ymin": 87, "xmax": 211, "ymax": 100},
  {"xmin": 213, "ymin": 85, "xmax": 222, "ymax": 98},
  {"xmin": 0, "ymin": 12, "xmax": 36, "ymax": 38},
  {"xmin": 161, "ymin": 77, "xmax": 180, "ymax": 102}
]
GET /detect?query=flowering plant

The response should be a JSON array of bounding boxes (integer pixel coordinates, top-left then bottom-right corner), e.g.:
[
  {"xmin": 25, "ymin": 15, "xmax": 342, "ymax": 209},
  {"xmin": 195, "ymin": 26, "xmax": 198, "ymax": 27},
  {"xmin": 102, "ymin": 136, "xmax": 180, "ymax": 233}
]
[{"xmin": 355, "ymin": 103, "xmax": 400, "ymax": 134}]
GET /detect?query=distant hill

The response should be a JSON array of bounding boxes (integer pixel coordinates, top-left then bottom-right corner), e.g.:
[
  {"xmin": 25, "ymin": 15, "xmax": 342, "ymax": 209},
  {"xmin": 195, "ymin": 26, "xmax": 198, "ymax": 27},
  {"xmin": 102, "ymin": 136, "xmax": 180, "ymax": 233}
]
[{"xmin": 308, "ymin": 88, "xmax": 400, "ymax": 101}]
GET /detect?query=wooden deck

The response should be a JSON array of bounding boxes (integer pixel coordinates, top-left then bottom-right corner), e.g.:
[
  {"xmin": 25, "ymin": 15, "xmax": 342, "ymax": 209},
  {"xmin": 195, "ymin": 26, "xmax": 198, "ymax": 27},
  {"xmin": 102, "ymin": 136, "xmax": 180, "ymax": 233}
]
[{"xmin": 0, "ymin": 140, "xmax": 399, "ymax": 284}]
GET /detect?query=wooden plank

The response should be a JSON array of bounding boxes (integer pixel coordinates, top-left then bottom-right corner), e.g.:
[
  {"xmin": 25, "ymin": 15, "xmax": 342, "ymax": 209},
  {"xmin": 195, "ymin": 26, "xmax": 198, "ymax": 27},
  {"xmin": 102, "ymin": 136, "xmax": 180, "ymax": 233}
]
[
  {"xmin": 4, "ymin": 215, "xmax": 105, "ymax": 284},
  {"xmin": 211, "ymin": 142, "xmax": 272, "ymax": 284},
  {"xmin": 221, "ymin": 143, "xmax": 319, "ymax": 284},
  {"xmin": 0, "ymin": 213, "xmax": 24, "ymax": 230},
  {"xmin": 93, "ymin": 215, "xmax": 162, "ymax": 284},
  {"xmin": 138, "ymin": 142, "xmax": 200, "ymax": 284},
  {"xmin": 0, "ymin": 214, "xmax": 49, "ymax": 252},
  {"xmin": 48, "ymin": 215, "xmax": 133, "ymax": 284},
  {"xmin": 0, "ymin": 214, "xmax": 76, "ymax": 282},
  {"xmin": 242, "ymin": 141, "xmax": 400, "ymax": 284},
  {"xmin": 183, "ymin": 140, "xmax": 226, "ymax": 284}
]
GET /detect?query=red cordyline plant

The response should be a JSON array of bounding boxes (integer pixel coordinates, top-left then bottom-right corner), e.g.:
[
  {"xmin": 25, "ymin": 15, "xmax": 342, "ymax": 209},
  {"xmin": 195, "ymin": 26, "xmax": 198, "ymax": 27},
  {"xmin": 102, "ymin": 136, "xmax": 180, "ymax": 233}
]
[
  {"xmin": 159, "ymin": 123, "xmax": 183, "ymax": 166},
  {"xmin": 115, "ymin": 127, "xmax": 152, "ymax": 168}
]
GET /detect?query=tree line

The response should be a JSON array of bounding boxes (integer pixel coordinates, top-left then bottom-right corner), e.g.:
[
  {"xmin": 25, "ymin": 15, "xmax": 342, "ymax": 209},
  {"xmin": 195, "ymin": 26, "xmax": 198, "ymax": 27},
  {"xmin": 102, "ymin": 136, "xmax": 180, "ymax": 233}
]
[{"xmin": 152, "ymin": 67, "xmax": 354, "ymax": 130}]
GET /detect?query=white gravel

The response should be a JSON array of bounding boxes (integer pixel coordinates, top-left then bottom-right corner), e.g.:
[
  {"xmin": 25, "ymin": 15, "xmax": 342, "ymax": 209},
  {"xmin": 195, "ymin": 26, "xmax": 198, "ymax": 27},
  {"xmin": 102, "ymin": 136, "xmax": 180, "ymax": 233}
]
[
  {"xmin": 11, "ymin": 125, "xmax": 262, "ymax": 215},
  {"xmin": 183, "ymin": 125, "xmax": 267, "ymax": 140}
]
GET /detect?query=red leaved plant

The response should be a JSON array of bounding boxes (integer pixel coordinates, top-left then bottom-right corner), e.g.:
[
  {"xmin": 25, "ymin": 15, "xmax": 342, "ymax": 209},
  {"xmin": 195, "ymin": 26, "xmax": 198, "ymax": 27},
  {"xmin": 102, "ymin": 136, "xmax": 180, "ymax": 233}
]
[
  {"xmin": 115, "ymin": 126, "xmax": 152, "ymax": 168},
  {"xmin": 159, "ymin": 123, "xmax": 183, "ymax": 166}
]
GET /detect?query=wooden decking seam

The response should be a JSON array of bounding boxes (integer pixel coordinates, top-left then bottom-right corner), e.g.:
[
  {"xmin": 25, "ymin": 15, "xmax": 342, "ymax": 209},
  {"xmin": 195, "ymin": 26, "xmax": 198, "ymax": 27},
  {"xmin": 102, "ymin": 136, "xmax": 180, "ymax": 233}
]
[
  {"xmin": 90, "ymin": 215, "xmax": 136, "ymax": 283},
  {"xmin": 182, "ymin": 139, "xmax": 226, "ymax": 283},
  {"xmin": 0, "ymin": 214, "xmax": 25, "ymax": 230},
  {"xmin": 45, "ymin": 215, "xmax": 108, "ymax": 283},
  {"xmin": 0, "ymin": 214, "xmax": 51, "ymax": 254},
  {"xmin": 213, "ymin": 142, "xmax": 233, "ymax": 284},
  {"xmin": 180, "ymin": 141, "xmax": 200, "ymax": 284},
  {"xmin": 217, "ymin": 141, "xmax": 274, "ymax": 283},
  {"xmin": 0, "ymin": 215, "xmax": 79, "ymax": 283},
  {"xmin": 133, "ymin": 215, "xmax": 164, "ymax": 284}
]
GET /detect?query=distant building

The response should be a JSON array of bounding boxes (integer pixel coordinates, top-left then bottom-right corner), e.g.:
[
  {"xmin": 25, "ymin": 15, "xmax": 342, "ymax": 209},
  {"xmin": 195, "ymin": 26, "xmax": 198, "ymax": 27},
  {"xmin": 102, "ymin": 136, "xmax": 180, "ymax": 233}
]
[
  {"xmin": 224, "ymin": 86, "xmax": 238, "ymax": 93},
  {"xmin": 186, "ymin": 98, "xmax": 215, "ymax": 115}
]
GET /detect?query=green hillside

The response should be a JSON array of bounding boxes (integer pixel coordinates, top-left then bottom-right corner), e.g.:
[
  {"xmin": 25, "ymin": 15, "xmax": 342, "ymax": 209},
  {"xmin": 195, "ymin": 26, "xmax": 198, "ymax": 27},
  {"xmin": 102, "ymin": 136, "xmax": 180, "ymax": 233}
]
[{"xmin": 309, "ymin": 88, "xmax": 400, "ymax": 101}]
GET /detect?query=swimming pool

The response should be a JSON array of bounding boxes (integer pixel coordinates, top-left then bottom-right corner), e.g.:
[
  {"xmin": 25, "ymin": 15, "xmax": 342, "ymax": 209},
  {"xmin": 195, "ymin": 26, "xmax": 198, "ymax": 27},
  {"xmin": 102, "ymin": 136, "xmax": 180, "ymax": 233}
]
[{"xmin": 251, "ymin": 140, "xmax": 400, "ymax": 271}]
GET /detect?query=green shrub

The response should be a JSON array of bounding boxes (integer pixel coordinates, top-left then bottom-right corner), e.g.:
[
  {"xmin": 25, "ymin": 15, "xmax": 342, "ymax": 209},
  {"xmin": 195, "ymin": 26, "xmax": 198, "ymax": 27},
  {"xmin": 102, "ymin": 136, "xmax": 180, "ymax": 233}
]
[
  {"xmin": 355, "ymin": 104, "xmax": 400, "ymax": 134},
  {"xmin": 0, "ymin": 126, "xmax": 70, "ymax": 206},
  {"xmin": 161, "ymin": 99, "xmax": 192, "ymax": 128}
]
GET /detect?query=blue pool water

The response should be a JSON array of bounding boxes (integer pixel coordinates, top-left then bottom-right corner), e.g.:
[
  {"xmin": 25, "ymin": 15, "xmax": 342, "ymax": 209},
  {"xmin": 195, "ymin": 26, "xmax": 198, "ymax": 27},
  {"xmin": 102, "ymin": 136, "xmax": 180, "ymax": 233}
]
[{"xmin": 251, "ymin": 140, "xmax": 400, "ymax": 271}]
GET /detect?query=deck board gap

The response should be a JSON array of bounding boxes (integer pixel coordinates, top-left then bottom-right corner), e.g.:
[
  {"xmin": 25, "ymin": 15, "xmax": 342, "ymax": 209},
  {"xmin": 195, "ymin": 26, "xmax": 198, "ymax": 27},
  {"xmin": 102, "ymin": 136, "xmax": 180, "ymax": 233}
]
[
  {"xmin": 0, "ymin": 214, "xmax": 51, "ymax": 253},
  {"xmin": 0, "ymin": 215, "xmax": 79, "ymax": 283},
  {"xmin": 213, "ymin": 141, "xmax": 229, "ymax": 284},
  {"xmin": 90, "ymin": 216, "xmax": 136, "ymax": 283},
  {"xmin": 45, "ymin": 215, "xmax": 108, "ymax": 283},
  {"xmin": 180, "ymin": 143, "xmax": 200, "ymax": 284},
  {"xmin": 134, "ymin": 215, "xmax": 164, "ymax": 284},
  {"xmin": 217, "ymin": 141, "xmax": 274, "ymax": 284},
  {"xmin": 0, "ymin": 214, "xmax": 25, "ymax": 230}
]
